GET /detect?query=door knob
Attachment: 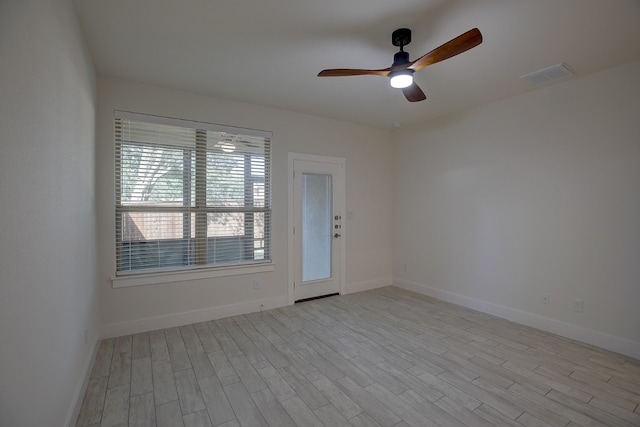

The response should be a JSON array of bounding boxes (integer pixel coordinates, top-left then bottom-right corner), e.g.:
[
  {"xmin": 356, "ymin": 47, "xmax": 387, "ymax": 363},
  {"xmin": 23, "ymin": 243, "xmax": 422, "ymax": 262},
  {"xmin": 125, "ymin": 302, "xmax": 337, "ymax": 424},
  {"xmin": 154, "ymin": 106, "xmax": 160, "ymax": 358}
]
[{"xmin": 334, "ymin": 233, "xmax": 341, "ymax": 238}]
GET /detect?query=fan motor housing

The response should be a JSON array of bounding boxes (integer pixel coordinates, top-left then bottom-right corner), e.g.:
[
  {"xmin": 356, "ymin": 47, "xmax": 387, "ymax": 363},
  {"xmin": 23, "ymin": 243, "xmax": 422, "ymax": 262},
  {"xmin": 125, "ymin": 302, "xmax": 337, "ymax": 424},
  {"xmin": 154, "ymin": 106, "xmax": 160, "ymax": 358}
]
[{"xmin": 393, "ymin": 51, "xmax": 410, "ymax": 67}]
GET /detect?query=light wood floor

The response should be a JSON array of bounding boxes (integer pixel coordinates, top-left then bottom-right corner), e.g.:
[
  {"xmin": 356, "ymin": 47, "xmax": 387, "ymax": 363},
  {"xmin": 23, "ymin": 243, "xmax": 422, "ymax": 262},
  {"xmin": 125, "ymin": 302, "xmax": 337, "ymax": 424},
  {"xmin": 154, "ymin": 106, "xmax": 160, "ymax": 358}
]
[{"xmin": 76, "ymin": 286, "xmax": 640, "ymax": 427}]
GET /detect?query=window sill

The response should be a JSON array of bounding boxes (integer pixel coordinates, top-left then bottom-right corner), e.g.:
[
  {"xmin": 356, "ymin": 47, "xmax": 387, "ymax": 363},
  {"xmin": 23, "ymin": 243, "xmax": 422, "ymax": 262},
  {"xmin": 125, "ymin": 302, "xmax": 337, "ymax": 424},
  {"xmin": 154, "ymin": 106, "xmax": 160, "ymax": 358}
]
[{"xmin": 111, "ymin": 263, "xmax": 275, "ymax": 289}]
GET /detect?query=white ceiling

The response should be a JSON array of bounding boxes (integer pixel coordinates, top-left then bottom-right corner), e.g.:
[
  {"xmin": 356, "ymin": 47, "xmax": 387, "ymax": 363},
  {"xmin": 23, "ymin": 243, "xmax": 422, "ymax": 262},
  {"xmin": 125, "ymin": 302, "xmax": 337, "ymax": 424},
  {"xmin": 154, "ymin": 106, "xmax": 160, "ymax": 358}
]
[{"xmin": 73, "ymin": 0, "xmax": 640, "ymax": 129}]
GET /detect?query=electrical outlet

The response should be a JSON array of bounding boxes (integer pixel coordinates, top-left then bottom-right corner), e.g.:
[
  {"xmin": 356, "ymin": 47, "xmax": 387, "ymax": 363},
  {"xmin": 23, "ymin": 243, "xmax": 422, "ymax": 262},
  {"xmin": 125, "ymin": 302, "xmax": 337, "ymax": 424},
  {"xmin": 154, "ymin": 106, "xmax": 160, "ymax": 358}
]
[
  {"xmin": 542, "ymin": 293, "xmax": 550, "ymax": 305},
  {"xmin": 571, "ymin": 299, "xmax": 583, "ymax": 313},
  {"xmin": 253, "ymin": 280, "xmax": 261, "ymax": 289},
  {"xmin": 402, "ymin": 263, "xmax": 408, "ymax": 273}
]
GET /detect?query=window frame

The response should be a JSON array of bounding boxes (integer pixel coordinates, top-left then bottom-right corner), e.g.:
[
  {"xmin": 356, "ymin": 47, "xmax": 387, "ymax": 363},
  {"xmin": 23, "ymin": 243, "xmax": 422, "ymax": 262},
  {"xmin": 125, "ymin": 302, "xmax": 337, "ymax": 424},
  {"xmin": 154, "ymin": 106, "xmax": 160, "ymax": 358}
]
[{"xmin": 113, "ymin": 111, "xmax": 273, "ymax": 284}]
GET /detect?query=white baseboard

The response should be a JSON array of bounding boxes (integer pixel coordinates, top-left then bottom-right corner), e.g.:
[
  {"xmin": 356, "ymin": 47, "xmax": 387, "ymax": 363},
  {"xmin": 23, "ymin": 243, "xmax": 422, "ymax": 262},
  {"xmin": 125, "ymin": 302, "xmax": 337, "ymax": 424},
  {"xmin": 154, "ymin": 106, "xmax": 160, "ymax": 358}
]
[
  {"xmin": 344, "ymin": 278, "xmax": 391, "ymax": 295},
  {"xmin": 101, "ymin": 295, "xmax": 290, "ymax": 339},
  {"xmin": 100, "ymin": 278, "xmax": 392, "ymax": 339},
  {"xmin": 65, "ymin": 337, "xmax": 100, "ymax": 427},
  {"xmin": 393, "ymin": 278, "xmax": 640, "ymax": 360}
]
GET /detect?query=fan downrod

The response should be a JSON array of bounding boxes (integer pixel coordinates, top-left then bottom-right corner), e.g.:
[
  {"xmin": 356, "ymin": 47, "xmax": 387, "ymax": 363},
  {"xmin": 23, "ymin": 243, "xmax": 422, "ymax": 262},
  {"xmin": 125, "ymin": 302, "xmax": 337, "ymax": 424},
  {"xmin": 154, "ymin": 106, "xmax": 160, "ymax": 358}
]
[{"xmin": 391, "ymin": 28, "xmax": 411, "ymax": 49}]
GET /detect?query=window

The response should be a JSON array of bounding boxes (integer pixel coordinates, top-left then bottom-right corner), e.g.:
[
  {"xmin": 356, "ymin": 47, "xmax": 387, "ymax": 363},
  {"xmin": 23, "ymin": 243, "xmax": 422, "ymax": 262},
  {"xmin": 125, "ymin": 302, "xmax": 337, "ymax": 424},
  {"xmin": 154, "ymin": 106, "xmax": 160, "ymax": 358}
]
[{"xmin": 115, "ymin": 111, "xmax": 271, "ymax": 275}]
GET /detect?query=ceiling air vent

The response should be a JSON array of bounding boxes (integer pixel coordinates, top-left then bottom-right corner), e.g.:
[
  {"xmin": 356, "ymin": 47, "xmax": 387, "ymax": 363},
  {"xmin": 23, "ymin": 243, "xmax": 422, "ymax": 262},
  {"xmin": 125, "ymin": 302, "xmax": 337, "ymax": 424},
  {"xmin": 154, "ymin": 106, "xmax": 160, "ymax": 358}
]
[{"xmin": 519, "ymin": 63, "xmax": 574, "ymax": 86}]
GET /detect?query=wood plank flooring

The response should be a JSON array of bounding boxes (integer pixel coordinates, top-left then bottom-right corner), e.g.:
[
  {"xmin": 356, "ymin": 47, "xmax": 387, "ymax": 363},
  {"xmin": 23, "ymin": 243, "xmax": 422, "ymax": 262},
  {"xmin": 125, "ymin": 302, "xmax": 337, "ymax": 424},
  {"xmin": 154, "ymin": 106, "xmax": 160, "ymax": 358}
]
[{"xmin": 76, "ymin": 287, "xmax": 640, "ymax": 426}]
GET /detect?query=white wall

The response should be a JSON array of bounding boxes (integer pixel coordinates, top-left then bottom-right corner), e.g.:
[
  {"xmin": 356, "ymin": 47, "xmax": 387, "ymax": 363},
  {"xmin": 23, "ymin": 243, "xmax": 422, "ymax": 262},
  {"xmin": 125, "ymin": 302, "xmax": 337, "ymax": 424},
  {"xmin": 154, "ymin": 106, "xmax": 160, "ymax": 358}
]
[
  {"xmin": 0, "ymin": 1, "xmax": 98, "ymax": 426},
  {"xmin": 393, "ymin": 60, "xmax": 640, "ymax": 358},
  {"xmin": 97, "ymin": 77, "xmax": 393, "ymax": 336}
]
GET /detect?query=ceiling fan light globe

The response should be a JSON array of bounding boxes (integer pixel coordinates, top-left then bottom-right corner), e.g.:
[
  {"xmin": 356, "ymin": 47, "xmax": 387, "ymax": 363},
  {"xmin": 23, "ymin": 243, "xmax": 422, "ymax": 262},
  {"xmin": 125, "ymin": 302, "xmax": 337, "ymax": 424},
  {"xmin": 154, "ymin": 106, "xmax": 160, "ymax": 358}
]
[{"xmin": 389, "ymin": 71, "xmax": 413, "ymax": 89}]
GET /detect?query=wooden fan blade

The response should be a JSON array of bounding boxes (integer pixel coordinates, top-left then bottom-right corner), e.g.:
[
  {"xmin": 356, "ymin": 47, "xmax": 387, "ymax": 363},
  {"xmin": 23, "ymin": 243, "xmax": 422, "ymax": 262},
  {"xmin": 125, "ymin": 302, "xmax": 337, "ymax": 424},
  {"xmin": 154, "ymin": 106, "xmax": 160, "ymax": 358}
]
[
  {"xmin": 402, "ymin": 83, "xmax": 426, "ymax": 102},
  {"xmin": 318, "ymin": 68, "xmax": 390, "ymax": 77},
  {"xmin": 409, "ymin": 28, "xmax": 482, "ymax": 72}
]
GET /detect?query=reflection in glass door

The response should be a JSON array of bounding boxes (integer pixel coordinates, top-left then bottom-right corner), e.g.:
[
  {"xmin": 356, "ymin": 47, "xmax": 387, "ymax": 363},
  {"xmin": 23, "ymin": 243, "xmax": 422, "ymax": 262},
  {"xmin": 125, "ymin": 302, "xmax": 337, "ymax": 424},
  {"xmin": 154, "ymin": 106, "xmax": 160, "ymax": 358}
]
[{"xmin": 302, "ymin": 173, "xmax": 332, "ymax": 282}]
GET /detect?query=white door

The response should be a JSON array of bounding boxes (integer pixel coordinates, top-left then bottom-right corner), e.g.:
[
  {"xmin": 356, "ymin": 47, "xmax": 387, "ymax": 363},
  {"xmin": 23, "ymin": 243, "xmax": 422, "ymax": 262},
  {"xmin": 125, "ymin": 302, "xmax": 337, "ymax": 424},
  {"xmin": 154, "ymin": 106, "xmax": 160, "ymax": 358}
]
[{"xmin": 291, "ymin": 156, "xmax": 344, "ymax": 302}]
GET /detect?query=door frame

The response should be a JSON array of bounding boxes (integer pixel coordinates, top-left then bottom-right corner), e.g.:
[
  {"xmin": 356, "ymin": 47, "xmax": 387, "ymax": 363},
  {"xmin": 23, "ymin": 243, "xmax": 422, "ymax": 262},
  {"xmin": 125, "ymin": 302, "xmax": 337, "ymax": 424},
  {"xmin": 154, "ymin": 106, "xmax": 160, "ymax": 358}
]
[{"xmin": 288, "ymin": 152, "xmax": 346, "ymax": 305}]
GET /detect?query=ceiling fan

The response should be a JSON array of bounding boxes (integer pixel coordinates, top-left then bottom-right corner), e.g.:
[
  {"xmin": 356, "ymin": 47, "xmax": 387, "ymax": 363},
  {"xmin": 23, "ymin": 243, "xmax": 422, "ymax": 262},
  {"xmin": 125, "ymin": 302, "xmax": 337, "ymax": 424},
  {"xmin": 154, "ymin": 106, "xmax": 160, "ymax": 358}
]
[{"xmin": 318, "ymin": 28, "xmax": 483, "ymax": 102}]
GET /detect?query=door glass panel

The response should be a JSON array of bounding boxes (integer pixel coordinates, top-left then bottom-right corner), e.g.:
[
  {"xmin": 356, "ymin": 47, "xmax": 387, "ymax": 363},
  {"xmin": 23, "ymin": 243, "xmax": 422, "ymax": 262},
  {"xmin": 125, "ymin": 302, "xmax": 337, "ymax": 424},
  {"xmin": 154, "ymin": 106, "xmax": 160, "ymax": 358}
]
[{"xmin": 301, "ymin": 173, "xmax": 332, "ymax": 282}]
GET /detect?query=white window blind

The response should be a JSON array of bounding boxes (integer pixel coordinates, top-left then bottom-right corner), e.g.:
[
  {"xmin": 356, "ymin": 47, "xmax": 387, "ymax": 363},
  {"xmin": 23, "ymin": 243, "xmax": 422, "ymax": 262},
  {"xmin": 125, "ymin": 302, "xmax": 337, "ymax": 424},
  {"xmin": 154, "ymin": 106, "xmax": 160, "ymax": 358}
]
[{"xmin": 115, "ymin": 111, "xmax": 272, "ymax": 275}]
